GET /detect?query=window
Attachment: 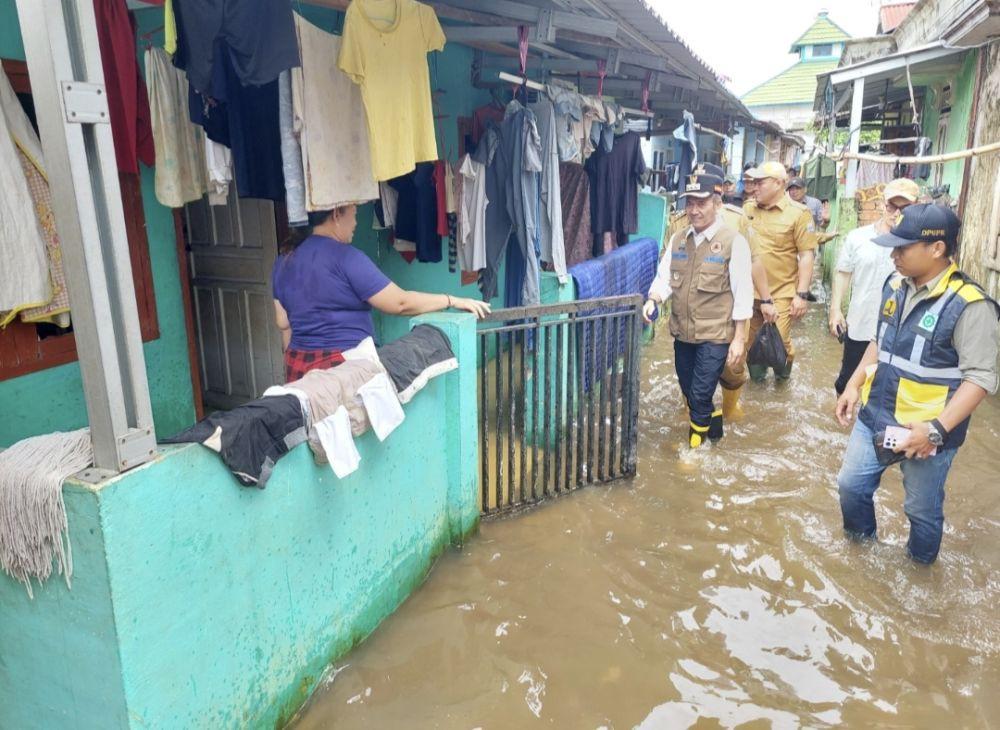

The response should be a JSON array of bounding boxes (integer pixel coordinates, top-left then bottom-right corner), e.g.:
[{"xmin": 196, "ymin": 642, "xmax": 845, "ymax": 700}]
[
  {"xmin": 933, "ymin": 112, "xmax": 950, "ymax": 188},
  {"xmin": 812, "ymin": 43, "xmax": 833, "ymax": 58},
  {"xmin": 0, "ymin": 59, "xmax": 159, "ymax": 381}
]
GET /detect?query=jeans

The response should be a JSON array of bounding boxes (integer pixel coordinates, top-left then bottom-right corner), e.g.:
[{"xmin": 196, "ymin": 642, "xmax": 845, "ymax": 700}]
[
  {"xmin": 674, "ymin": 340, "xmax": 729, "ymax": 427},
  {"xmin": 837, "ymin": 419, "xmax": 957, "ymax": 564}
]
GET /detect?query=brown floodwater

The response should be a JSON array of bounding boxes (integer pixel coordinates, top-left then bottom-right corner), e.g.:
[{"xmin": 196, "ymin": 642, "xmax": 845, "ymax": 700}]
[{"xmin": 291, "ymin": 308, "xmax": 1000, "ymax": 729}]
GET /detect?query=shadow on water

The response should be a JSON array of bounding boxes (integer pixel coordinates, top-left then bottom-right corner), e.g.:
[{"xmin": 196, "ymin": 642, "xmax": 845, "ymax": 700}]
[{"xmin": 291, "ymin": 308, "xmax": 1000, "ymax": 729}]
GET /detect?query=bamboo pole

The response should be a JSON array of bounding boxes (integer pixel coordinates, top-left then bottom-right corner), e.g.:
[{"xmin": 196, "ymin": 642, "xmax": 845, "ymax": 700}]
[{"xmin": 833, "ymin": 140, "xmax": 1000, "ymax": 165}]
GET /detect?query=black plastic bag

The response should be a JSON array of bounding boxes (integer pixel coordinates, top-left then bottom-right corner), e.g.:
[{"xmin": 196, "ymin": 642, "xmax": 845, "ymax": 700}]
[{"xmin": 747, "ymin": 323, "xmax": 788, "ymax": 370}]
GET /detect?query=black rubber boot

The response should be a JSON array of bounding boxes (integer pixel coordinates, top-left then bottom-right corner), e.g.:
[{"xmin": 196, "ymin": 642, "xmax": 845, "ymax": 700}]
[{"xmin": 708, "ymin": 409, "xmax": 724, "ymax": 442}]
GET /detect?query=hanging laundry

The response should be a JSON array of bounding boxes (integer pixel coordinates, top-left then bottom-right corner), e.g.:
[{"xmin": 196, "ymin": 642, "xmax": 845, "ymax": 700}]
[
  {"xmin": 161, "ymin": 394, "xmax": 308, "ymax": 489},
  {"xmin": 560, "ymin": 161, "xmax": 593, "ymax": 269},
  {"xmin": 581, "ymin": 96, "xmax": 620, "ymax": 158},
  {"xmin": 377, "ymin": 182, "xmax": 399, "ymax": 230},
  {"xmin": 277, "ymin": 70, "xmax": 306, "ymax": 224},
  {"xmin": 145, "ymin": 47, "xmax": 208, "ymax": 208},
  {"xmin": 585, "ymin": 130, "xmax": 647, "ymax": 245},
  {"xmin": 205, "ymin": 138, "xmax": 232, "ymax": 206},
  {"xmin": 163, "ymin": 0, "xmax": 177, "ymax": 55},
  {"xmin": 545, "ymin": 84, "xmax": 583, "ymax": 163},
  {"xmin": 444, "ymin": 162, "xmax": 458, "ymax": 272},
  {"xmin": 376, "ymin": 324, "xmax": 457, "ymax": 404},
  {"xmin": 568, "ymin": 237, "xmax": 659, "ymax": 391},
  {"xmin": 529, "ymin": 98, "xmax": 567, "ymax": 281},
  {"xmin": 478, "ymin": 102, "xmax": 543, "ymax": 305},
  {"xmin": 189, "ymin": 45, "xmax": 285, "ymax": 201},
  {"xmin": 0, "ymin": 74, "xmax": 50, "ymax": 326},
  {"xmin": 671, "ymin": 110, "xmax": 697, "ymax": 189},
  {"xmin": 338, "ymin": 0, "xmax": 446, "ymax": 181},
  {"xmin": 170, "ymin": 0, "xmax": 299, "ymax": 97},
  {"xmin": 0, "ymin": 71, "xmax": 67, "ymax": 326},
  {"xmin": 457, "ymin": 153, "xmax": 488, "ymax": 272},
  {"xmin": 14, "ymin": 150, "xmax": 70, "ymax": 326},
  {"xmin": 95, "ymin": 0, "xmax": 155, "ymax": 174},
  {"xmin": 389, "ymin": 162, "xmax": 441, "ymax": 263},
  {"xmin": 291, "ymin": 15, "xmax": 378, "ymax": 211},
  {"xmin": 471, "ymin": 101, "xmax": 506, "ymax": 148}
]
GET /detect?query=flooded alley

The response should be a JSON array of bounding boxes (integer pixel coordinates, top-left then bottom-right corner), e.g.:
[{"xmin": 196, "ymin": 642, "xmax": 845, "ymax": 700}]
[{"xmin": 292, "ymin": 309, "xmax": 1000, "ymax": 729}]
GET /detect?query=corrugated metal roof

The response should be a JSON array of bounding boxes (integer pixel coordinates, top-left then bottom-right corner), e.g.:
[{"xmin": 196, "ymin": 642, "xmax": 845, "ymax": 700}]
[
  {"xmin": 879, "ymin": 3, "xmax": 917, "ymax": 33},
  {"xmin": 594, "ymin": 0, "xmax": 751, "ymax": 119}
]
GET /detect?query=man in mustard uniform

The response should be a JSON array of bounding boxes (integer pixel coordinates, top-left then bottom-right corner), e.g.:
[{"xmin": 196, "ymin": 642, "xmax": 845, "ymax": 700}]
[
  {"xmin": 644, "ymin": 166, "xmax": 772, "ymax": 447},
  {"xmin": 733, "ymin": 161, "xmax": 817, "ymax": 399}
]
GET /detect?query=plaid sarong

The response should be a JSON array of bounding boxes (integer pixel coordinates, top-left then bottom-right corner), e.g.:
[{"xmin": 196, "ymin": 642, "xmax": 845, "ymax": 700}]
[{"xmin": 283, "ymin": 347, "xmax": 345, "ymax": 383}]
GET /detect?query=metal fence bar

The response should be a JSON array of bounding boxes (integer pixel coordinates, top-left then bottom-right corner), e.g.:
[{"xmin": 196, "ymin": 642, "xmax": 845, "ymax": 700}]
[
  {"xmin": 575, "ymin": 317, "xmax": 585, "ymax": 488},
  {"xmin": 542, "ymin": 324, "xmax": 552, "ymax": 496},
  {"xmin": 620, "ymin": 313, "xmax": 634, "ymax": 477},
  {"xmin": 565, "ymin": 316, "xmax": 576, "ymax": 493},
  {"xmin": 494, "ymin": 331, "xmax": 503, "ymax": 510},
  {"xmin": 586, "ymin": 318, "xmax": 597, "ymax": 484},
  {"xmin": 506, "ymin": 331, "xmax": 515, "ymax": 508},
  {"xmin": 519, "ymin": 328, "xmax": 528, "ymax": 505},
  {"xmin": 608, "ymin": 314, "xmax": 622, "ymax": 479},
  {"xmin": 625, "ymin": 307, "xmax": 643, "ymax": 475},
  {"xmin": 479, "ymin": 335, "xmax": 489, "ymax": 513},
  {"xmin": 554, "ymin": 321, "xmax": 564, "ymax": 494},
  {"xmin": 531, "ymin": 318, "xmax": 540, "ymax": 501},
  {"xmin": 597, "ymin": 316, "xmax": 608, "ymax": 482}
]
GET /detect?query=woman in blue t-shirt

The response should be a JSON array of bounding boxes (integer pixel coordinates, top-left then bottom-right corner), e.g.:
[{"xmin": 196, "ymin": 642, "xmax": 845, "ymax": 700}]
[{"xmin": 272, "ymin": 204, "xmax": 489, "ymax": 382}]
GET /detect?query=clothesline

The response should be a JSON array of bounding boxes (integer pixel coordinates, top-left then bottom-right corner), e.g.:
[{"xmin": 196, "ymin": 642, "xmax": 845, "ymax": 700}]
[
  {"xmin": 832, "ymin": 140, "xmax": 1000, "ymax": 165},
  {"xmin": 496, "ymin": 72, "xmax": 654, "ymax": 119}
]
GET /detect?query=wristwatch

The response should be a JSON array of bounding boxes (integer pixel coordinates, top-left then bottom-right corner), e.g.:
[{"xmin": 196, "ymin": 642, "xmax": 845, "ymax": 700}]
[
  {"xmin": 759, "ymin": 298, "xmax": 774, "ymax": 305},
  {"xmin": 927, "ymin": 419, "xmax": 947, "ymax": 446},
  {"xmin": 796, "ymin": 291, "xmax": 811, "ymax": 299}
]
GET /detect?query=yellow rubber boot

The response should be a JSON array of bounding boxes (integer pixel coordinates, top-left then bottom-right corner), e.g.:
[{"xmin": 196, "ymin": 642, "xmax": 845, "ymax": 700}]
[
  {"xmin": 722, "ymin": 387, "xmax": 744, "ymax": 421},
  {"xmin": 688, "ymin": 421, "xmax": 709, "ymax": 448}
]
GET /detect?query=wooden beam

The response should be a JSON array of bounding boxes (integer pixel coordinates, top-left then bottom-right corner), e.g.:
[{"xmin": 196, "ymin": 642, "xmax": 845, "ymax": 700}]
[{"xmin": 434, "ymin": 0, "xmax": 619, "ymax": 38}]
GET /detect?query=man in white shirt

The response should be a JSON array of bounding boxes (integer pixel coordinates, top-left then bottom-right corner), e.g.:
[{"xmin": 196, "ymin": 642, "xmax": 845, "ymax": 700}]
[
  {"xmin": 829, "ymin": 178, "xmax": 919, "ymax": 393},
  {"xmin": 643, "ymin": 165, "xmax": 754, "ymax": 448}
]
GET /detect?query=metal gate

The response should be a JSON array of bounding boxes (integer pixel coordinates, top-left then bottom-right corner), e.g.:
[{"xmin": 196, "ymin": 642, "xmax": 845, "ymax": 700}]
[{"xmin": 476, "ymin": 295, "xmax": 644, "ymax": 516}]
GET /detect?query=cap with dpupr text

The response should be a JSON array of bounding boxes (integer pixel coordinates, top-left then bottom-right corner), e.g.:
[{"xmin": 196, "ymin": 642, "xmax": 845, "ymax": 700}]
[{"xmin": 872, "ymin": 203, "xmax": 960, "ymax": 248}]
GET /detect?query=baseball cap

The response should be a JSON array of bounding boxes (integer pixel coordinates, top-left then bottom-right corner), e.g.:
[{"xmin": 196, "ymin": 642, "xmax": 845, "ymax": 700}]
[
  {"xmin": 678, "ymin": 163, "xmax": 724, "ymax": 199},
  {"xmin": 786, "ymin": 176, "xmax": 806, "ymax": 189},
  {"xmin": 883, "ymin": 178, "xmax": 920, "ymax": 203},
  {"xmin": 742, "ymin": 166, "xmax": 758, "ymax": 179},
  {"xmin": 746, "ymin": 161, "xmax": 787, "ymax": 180},
  {"xmin": 872, "ymin": 203, "xmax": 960, "ymax": 248}
]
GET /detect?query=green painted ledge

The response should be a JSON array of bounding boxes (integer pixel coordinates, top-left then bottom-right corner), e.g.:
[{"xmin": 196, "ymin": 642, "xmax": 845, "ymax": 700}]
[{"xmin": 0, "ymin": 313, "xmax": 479, "ymax": 730}]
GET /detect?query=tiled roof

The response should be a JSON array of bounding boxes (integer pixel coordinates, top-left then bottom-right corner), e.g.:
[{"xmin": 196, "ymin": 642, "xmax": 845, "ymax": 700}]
[
  {"xmin": 741, "ymin": 59, "xmax": 840, "ymax": 106},
  {"xmin": 789, "ymin": 13, "xmax": 851, "ymax": 52},
  {"xmin": 879, "ymin": 2, "xmax": 916, "ymax": 33}
]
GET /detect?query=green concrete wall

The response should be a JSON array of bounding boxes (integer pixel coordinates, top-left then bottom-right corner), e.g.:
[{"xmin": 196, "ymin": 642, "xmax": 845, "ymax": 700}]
[
  {"xmin": 0, "ymin": 313, "xmax": 480, "ymax": 730},
  {"xmin": 916, "ymin": 50, "xmax": 978, "ymax": 197},
  {"xmin": 0, "ymin": 4, "xmax": 195, "ymax": 447}
]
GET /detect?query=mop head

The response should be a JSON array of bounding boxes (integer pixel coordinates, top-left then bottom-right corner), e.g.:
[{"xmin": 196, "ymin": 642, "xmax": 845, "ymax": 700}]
[{"xmin": 0, "ymin": 428, "xmax": 93, "ymax": 598}]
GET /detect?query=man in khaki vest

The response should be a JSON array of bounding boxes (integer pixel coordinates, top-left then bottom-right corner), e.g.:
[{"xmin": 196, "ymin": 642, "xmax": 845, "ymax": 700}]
[{"xmin": 643, "ymin": 165, "xmax": 756, "ymax": 448}]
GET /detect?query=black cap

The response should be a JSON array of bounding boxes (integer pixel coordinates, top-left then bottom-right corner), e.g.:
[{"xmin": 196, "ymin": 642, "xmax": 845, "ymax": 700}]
[
  {"xmin": 872, "ymin": 203, "xmax": 960, "ymax": 248},
  {"xmin": 678, "ymin": 163, "xmax": 724, "ymax": 199},
  {"xmin": 786, "ymin": 176, "xmax": 806, "ymax": 189}
]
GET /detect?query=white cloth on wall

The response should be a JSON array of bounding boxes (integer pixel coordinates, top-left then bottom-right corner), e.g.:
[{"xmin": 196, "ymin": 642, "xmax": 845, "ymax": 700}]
[
  {"xmin": 314, "ymin": 406, "xmax": 362, "ymax": 479},
  {"xmin": 292, "ymin": 14, "xmax": 379, "ymax": 210},
  {"xmin": 144, "ymin": 47, "xmax": 208, "ymax": 208},
  {"xmin": 357, "ymin": 372, "xmax": 405, "ymax": 441},
  {"xmin": 0, "ymin": 72, "xmax": 51, "ymax": 321},
  {"xmin": 457, "ymin": 154, "xmax": 488, "ymax": 271},
  {"xmin": 278, "ymin": 70, "xmax": 307, "ymax": 225},
  {"xmin": 204, "ymin": 139, "xmax": 232, "ymax": 206}
]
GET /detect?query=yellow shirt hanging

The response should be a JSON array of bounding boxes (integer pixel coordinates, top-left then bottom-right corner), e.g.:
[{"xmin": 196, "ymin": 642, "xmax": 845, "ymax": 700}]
[{"xmin": 338, "ymin": 0, "xmax": 446, "ymax": 182}]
